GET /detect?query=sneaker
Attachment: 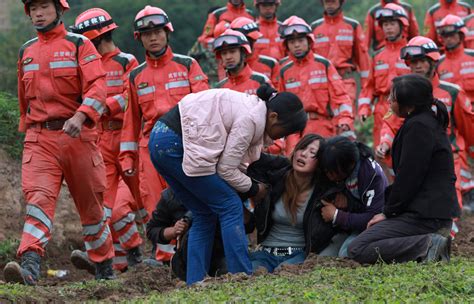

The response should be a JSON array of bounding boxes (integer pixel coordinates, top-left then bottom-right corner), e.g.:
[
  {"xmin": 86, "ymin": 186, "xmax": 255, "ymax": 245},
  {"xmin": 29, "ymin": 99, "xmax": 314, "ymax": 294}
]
[
  {"xmin": 95, "ymin": 259, "xmax": 116, "ymax": 280},
  {"xmin": 425, "ymin": 233, "xmax": 451, "ymax": 263},
  {"xmin": 126, "ymin": 247, "xmax": 143, "ymax": 267},
  {"xmin": 70, "ymin": 250, "xmax": 96, "ymax": 275},
  {"xmin": 3, "ymin": 251, "xmax": 41, "ymax": 285}
]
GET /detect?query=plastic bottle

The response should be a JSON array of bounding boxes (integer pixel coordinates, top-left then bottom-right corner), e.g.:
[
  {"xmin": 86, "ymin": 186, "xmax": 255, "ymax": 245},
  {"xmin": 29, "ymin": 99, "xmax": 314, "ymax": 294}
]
[{"xmin": 47, "ymin": 269, "xmax": 69, "ymax": 278}]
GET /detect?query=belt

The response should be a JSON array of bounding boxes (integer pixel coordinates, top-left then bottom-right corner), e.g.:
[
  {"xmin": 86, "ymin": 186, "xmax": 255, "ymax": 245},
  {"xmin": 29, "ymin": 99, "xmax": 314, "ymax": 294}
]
[
  {"xmin": 336, "ymin": 67, "xmax": 355, "ymax": 79},
  {"xmin": 260, "ymin": 246, "xmax": 305, "ymax": 257},
  {"xmin": 102, "ymin": 120, "xmax": 123, "ymax": 131},
  {"xmin": 29, "ymin": 119, "xmax": 67, "ymax": 131}
]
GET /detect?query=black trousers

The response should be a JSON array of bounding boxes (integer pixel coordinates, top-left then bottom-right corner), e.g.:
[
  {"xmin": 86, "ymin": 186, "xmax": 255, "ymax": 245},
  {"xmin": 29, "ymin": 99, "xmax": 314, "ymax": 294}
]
[{"xmin": 348, "ymin": 213, "xmax": 451, "ymax": 264}]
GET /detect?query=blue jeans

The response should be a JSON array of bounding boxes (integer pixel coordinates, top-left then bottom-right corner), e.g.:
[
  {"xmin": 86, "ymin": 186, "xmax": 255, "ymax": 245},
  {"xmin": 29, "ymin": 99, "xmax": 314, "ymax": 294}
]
[
  {"xmin": 318, "ymin": 232, "xmax": 359, "ymax": 258},
  {"xmin": 249, "ymin": 250, "xmax": 306, "ymax": 273},
  {"xmin": 149, "ymin": 122, "xmax": 252, "ymax": 285}
]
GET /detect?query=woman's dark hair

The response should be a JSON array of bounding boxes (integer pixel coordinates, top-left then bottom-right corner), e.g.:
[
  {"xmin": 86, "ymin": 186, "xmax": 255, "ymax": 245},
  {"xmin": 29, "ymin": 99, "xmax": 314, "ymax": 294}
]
[
  {"xmin": 284, "ymin": 133, "xmax": 325, "ymax": 224},
  {"xmin": 257, "ymin": 84, "xmax": 307, "ymax": 135},
  {"xmin": 392, "ymin": 74, "xmax": 449, "ymax": 129},
  {"xmin": 317, "ymin": 136, "xmax": 359, "ymax": 180}
]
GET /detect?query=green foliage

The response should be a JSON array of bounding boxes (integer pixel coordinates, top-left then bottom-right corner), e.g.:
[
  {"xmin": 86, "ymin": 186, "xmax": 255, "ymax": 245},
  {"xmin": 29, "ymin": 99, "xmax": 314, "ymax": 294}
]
[
  {"xmin": 0, "ymin": 239, "xmax": 19, "ymax": 265},
  {"xmin": 0, "ymin": 92, "xmax": 23, "ymax": 160},
  {"xmin": 141, "ymin": 258, "xmax": 474, "ymax": 303}
]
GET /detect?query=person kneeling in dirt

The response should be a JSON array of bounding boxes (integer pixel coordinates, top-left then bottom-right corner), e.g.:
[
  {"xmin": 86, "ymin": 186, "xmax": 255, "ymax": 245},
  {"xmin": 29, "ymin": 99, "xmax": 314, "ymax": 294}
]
[
  {"xmin": 348, "ymin": 74, "xmax": 460, "ymax": 264},
  {"xmin": 146, "ymin": 188, "xmax": 254, "ymax": 281},
  {"xmin": 248, "ymin": 134, "xmax": 325, "ymax": 273},
  {"xmin": 314, "ymin": 136, "xmax": 388, "ymax": 257}
]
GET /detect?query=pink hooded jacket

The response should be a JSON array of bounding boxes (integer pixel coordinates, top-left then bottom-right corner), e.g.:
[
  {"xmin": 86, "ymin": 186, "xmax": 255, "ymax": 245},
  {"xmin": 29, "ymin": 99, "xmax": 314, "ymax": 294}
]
[{"xmin": 178, "ymin": 89, "xmax": 271, "ymax": 193}]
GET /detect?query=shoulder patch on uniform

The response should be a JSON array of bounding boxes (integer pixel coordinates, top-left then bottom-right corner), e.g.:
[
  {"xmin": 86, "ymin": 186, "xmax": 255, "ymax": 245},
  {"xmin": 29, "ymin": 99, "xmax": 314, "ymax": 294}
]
[
  {"xmin": 342, "ymin": 16, "xmax": 359, "ymax": 29},
  {"xmin": 428, "ymin": 4, "xmax": 441, "ymax": 16},
  {"xmin": 22, "ymin": 57, "xmax": 33, "ymax": 65},
  {"xmin": 19, "ymin": 37, "xmax": 38, "ymax": 59},
  {"xmin": 250, "ymin": 71, "xmax": 270, "ymax": 84},
  {"xmin": 172, "ymin": 53, "xmax": 193, "ymax": 71},
  {"xmin": 137, "ymin": 82, "xmax": 148, "ymax": 89},
  {"xmin": 258, "ymin": 55, "xmax": 277, "ymax": 68},
  {"xmin": 310, "ymin": 18, "xmax": 324, "ymax": 30}
]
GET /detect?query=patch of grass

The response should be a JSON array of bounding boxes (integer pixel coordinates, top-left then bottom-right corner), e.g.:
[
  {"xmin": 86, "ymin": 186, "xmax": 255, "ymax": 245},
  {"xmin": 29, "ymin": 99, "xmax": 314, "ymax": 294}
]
[
  {"xmin": 0, "ymin": 239, "xmax": 19, "ymax": 265},
  {"xmin": 142, "ymin": 258, "xmax": 474, "ymax": 303},
  {"xmin": 0, "ymin": 92, "xmax": 23, "ymax": 160},
  {"xmin": 0, "ymin": 283, "xmax": 30, "ymax": 302}
]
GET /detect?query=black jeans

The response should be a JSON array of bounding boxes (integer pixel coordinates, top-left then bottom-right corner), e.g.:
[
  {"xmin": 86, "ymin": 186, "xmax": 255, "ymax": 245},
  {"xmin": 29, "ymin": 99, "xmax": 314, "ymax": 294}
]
[{"xmin": 348, "ymin": 213, "xmax": 452, "ymax": 264}]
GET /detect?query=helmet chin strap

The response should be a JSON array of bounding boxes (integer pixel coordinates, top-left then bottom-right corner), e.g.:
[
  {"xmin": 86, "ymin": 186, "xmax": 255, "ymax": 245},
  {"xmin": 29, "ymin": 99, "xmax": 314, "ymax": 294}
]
[
  {"xmin": 445, "ymin": 41, "xmax": 461, "ymax": 52},
  {"xmin": 150, "ymin": 45, "xmax": 167, "ymax": 58},
  {"xmin": 35, "ymin": 8, "xmax": 62, "ymax": 32},
  {"xmin": 226, "ymin": 51, "xmax": 245, "ymax": 74},
  {"xmin": 295, "ymin": 50, "xmax": 309, "ymax": 59}
]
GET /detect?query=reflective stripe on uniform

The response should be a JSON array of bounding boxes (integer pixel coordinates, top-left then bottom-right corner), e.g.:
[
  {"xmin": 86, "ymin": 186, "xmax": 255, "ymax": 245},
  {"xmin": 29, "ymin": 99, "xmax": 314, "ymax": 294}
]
[
  {"xmin": 375, "ymin": 64, "xmax": 389, "ymax": 71},
  {"xmin": 104, "ymin": 207, "xmax": 112, "ymax": 219},
  {"xmin": 383, "ymin": 133, "xmax": 394, "ymax": 143},
  {"xmin": 157, "ymin": 243, "xmax": 176, "ymax": 254},
  {"xmin": 339, "ymin": 130, "xmax": 356, "ymax": 138},
  {"xmin": 113, "ymin": 213, "xmax": 135, "ymax": 232},
  {"xmin": 461, "ymin": 169, "xmax": 472, "ymax": 179},
  {"xmin": 23, "ymin": 64, "xmax": 39, "ymax": 73},
  {"xmin": 337, "ymin": 104, "xmax": 353, "ymax": 115},
  {"xmin": 118, "ymin": 224, "xmax": 138, "ymax": 244},
  {"xmin": 440, "ymin": 72, "xmax": 454, "ymax": 80},
  {"xmin": 83, "ymin": 97, "xmax": 105, "ymax": 115},
  {"xmin": 285, "ymin": 82, "xmax": 301, "ymax": 89},
  {"xmin": 85, "ymin": 225, "xmax": 111, "ymax": 251},
  {"xmin": 23, "ymin": 223, "xmax": 46, "ymax": 240},
  {"xmin": 165, "ymin": 80, "xmax": 190, "ymax": 90},
  {"xmin": 26, "ymin": 205, "xmax": 52, "ymax": 231},
  {"xmin": 358, "ymin": 98, "xmax": 371, "ymax": 106},
  {"xmin": 461, "ymin": 180, "xmax": 474, "ymax": 189},
  {"xmin": 460, "ymin": 68, "xmax": 474, "ymax": 75},
  {"xmin": 255, "ymin": 38, "xmax": 270, "ymax": 44},
  {"xmin": 336, "ymin": 35, "xmax": 353, "ymax": 42},
  {"xmin": 82, "ymin": 217, "xmax": 105, "ymax": 236},
  {"xmin": 315, "ymin": 37, "xmax": 330, "ymax": 43},
  {"xmin": 120, "ymin": 142, "xmax": 138, "ymax": 151},
  {"xmin": 113, "ymin": 95, "xmax": 127, "ymax": 111},
  {"xmin": 360, "ymin": 71, "xmax": 369, "ymax": 78},
  {"xmin": 395, "ymin": 63, "xmax": 410, "ymax": 70},
  {"xmin": 113, "ymin": 256, "xmax": 128, "ymax": 265},
  {"xmin": 137, "ymin": 86, "xmax": 155, "ymax": 96},
  {"xmin": 388, "ymin": 168, "xmax": 395, "ymax": 176},
  {"xmin": 49, "ymin": 61, "xmax": 78, "ymax": 69},
  {"xmin": 107, "ymin": 79, "xmax": 124, "ymax": 87},
  {"xmin": 83, "ymin": 54, "xmax": 98, "ymax": 63},
  {"xmin": 114, "ymin": 243, "xmax": 126, "ymax": 253},
  {"xmin": 136, "ymin": 208, "xmax": 148, "ymax": 220},
  {"xmin": 308, "ymin": 77, "xmax": 328, "ymax": 84}
]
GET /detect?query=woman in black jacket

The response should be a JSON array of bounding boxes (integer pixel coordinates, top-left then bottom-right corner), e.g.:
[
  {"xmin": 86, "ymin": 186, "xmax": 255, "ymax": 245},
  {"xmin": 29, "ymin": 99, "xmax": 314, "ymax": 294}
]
[{"xmin": 349, "ymin": 74, "xmax": 461, "ymax": 264}]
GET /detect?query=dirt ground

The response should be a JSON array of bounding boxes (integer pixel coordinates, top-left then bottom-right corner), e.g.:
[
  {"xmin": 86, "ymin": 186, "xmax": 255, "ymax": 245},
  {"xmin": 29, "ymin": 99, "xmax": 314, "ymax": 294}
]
[{"xmin": 0, "ymin": 149, "xmax": 473, "ymax": 303}]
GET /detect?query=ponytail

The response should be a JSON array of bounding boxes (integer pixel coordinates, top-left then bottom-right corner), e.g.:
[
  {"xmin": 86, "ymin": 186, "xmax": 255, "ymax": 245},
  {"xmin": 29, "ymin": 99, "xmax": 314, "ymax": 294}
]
[{"xmin": 432, "ymin": 98, "xmax": 450, "ymax": 130}]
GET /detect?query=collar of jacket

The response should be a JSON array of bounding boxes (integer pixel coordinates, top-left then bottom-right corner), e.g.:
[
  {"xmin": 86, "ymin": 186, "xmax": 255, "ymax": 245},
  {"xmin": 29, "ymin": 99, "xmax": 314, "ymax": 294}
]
[
  {"xmin": 445, "ymin": 43, "xmax": 464, "ymax": 59},
  {"xmin": 289, "ymin": 49, "xmax": 314, "ymax": 65},
  {"xmin": 101, "ymin": 47, "xmax": 121, "ymax": 61},
  {"xmin": 228, "ymin": 63, "xmax": 253, "ymax": 84},
  {"xmin": 385, "ymin": 36, "xmax": 408, "ymax": 50},
  {"xmin": 324, "ymin": 11, "xmax": 344, "ymax": 24},
  {"xmin": 227, "ymin": 2, "xmax": 248, "ymax": 14},
  {"xmin": 440, "ymin": 0, "xmax": 457, "ymax": 8},
  {"xmin": 145, "ymin": 46, "xmax": 173, "ymax": 68},
  {"xmin": 258, "ymin": 15, "xmax": 278, "ymax": 26},
  {"xmin": 37, "ymin": 22, "xmax": 66, "ymax": 42}
]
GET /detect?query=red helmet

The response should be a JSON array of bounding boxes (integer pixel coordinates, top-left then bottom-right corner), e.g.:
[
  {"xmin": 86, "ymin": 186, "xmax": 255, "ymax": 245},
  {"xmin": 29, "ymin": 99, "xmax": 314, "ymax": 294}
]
[
  {"xmin": 437, "ymin": 14, "xmax": 468, "ymax": 37},
  {"xmin": 400, "ymin": 36, "xmax": 441, "ymax": 63},
  {"xmin": 134, "ymin": 6, "xmax": 173, "ymax": 40},
  {"xmin": 22, "ymin": 0, "xmax": 69, "ymax": 15},
  {"xmin": 376, "ymin": 3, "xmax": 409, "ymax": 28},
  {"xmin": 70, "ymin": 8, "xmax": 118, "ymax": 40},
  {"xmin": 280, "ymin": 16, "xmax": 315, "ymax": 43},
  {"xmin": 231, "ymin": 17, "xmax": 263, "ymax": 41},
  {"xmin": 214, "ymin": 21, "xmax": 231, "ymax": 38},
  {"xmin": 213, "ymin": 29, "xmax": 252, "ymax": 58},
  {"xmin": 254, "ymin": 0, "xmax": 281, "ymax": 5}
]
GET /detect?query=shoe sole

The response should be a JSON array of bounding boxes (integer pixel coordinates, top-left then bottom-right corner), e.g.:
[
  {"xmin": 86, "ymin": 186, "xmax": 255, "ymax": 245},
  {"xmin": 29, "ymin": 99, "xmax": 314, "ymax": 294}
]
[
  {"xmin": 4, "ymin": 262, "xmax": 25, "ymax": 284},
  {"xmin": 70, "ymin": 254, "xmax": 96, "ymax": 275}
]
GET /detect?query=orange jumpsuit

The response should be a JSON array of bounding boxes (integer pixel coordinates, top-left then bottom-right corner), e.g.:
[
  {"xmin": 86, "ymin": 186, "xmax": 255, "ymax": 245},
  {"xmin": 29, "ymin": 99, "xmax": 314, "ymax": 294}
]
[
  {"xmin": 358, "ymin": 37, "xmax": 410, "ymax": 148},
  {"xmin": 311, "ymin": 12, "xmax": 371, "ymax": 108},
  {"xmin": 215, "ymin": 63, "xmax": 271, "ymax": 94},
  {"xmin": 465, "ymin": 14, "xmax": 474, "ymax": 50},
  {"xmin": 438, "ymin": 46, "xmax": 474, "ymax": 194},
  {"xmin": 198, "ymin": 3, "xmax": 254, "ymax": 45},
  {"xmin": 17, "ymin": 24, "xmax": 113, "ymax": 263},
  {"xmin": 247, "ymin": 52, "xmax": 280, "ymax": 88},
  {"xmin": 279, "ymin": 50, "xmax": 354, "ymax": 155},
  {"xmin": 380, "ymin": 75, "xmax": 474, "ymax": 205},
  {"xmin": 98, "ymin": 48, "xmax": 145, "ymax": 271},
  {"xmin": 364, "ymin": 0, "xmax": 419, "ymax": 51},
  {"xmin": 424, "ymin": 0, "xmax": 471, "ymax": 47},
  {"xmin": 254, "ymin": 16, "xmax": 285, "ymax": 60},
  {"xmin": 119, "ymin": 47, "xmax": 209, "ymax": 217}
]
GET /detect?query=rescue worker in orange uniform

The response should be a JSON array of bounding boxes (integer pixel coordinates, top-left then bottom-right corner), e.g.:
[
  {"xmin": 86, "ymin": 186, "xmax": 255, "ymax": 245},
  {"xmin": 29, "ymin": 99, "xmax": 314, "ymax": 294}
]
[
  {"xmin": 358, "ymin": 3, "xmax": 411, "ymax": 149},
  {"xmin": 253, "ymin": 0, "xmax": 285, "ymax": 60},
  {"xmin": 69, "ymin": 8, "xmax": 145, "ymax": 274},
  {"xmin": 311, "ymin": 0, "xmax": 371, "ymax": 111},
  {"xmin": 424, "ymin": 0, "xmax": 471, "ymax": 47},
  {"xmin": 376, "ymin": 37, "xmax": 474, "ymax": 211},
  {"xmin": 214, "ymin": 29, "xmax": 271, "ymax": 94},
  {"xmin": 3, "ymin": 0, "xmax": 114, "ymax": 285},
  {"xmin": 119, "ymin": 6, "xmax": 209, "ymax": 233},
  {"xmin": 465, "ymin": 14, "xmax": 474, "ymax": 49},
  {"xmin": 231, "ymin": 17, "xmax": 280, "ymax": 87},
  {"xmin": 198, "ymin": 0, "xmax": 254, "ymax": 45},
  {"xmin": 279, "ymin": 16, "xmax": 354, "ymax": 155},
  {"xmin": 436, "ymin": 15, "xmax": 474, "ymax": 209},
  {"xmin": 364, "ymin": 0, "xmax": 419, "ymax": 51}
]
